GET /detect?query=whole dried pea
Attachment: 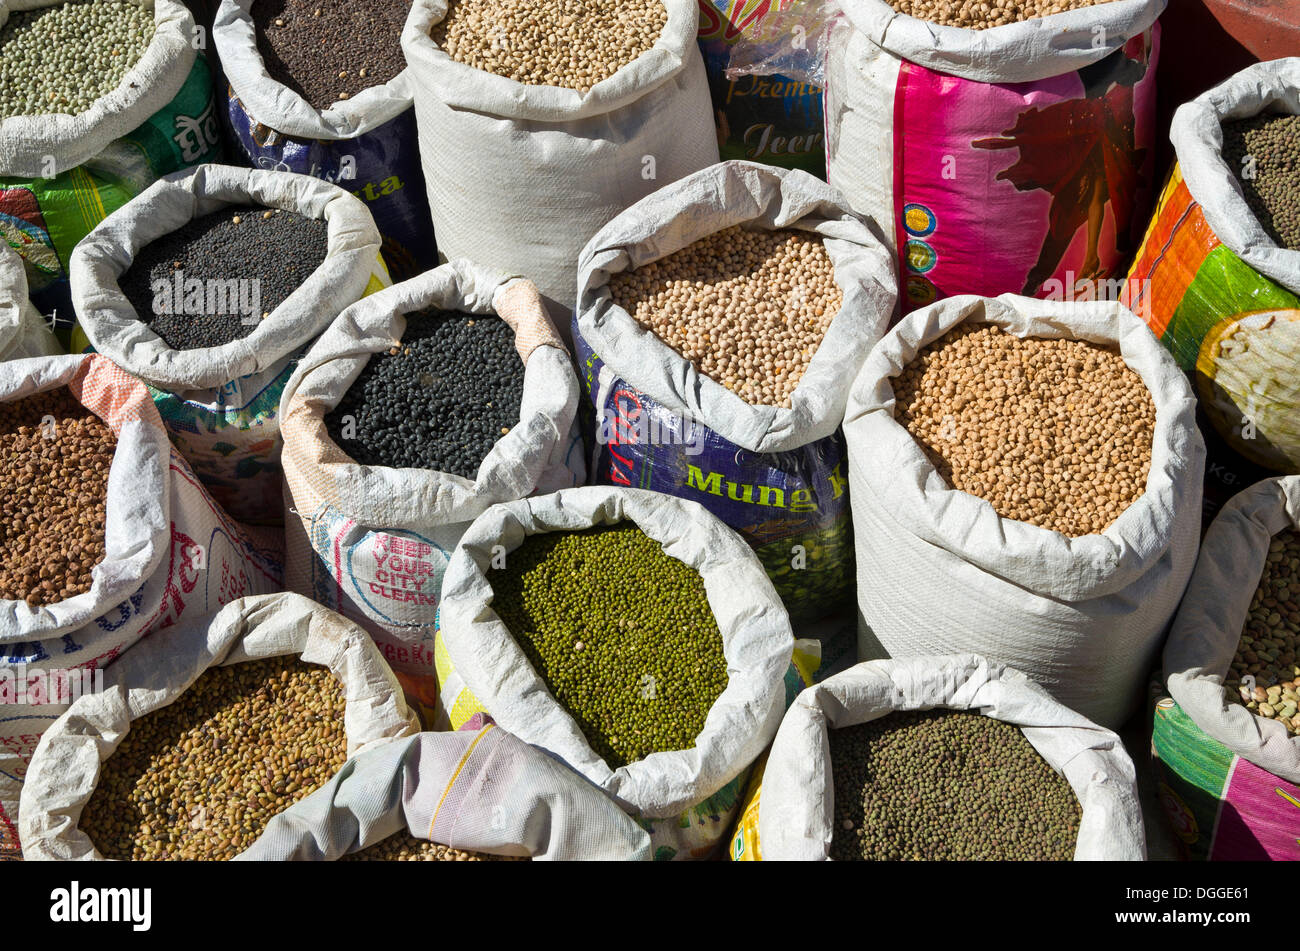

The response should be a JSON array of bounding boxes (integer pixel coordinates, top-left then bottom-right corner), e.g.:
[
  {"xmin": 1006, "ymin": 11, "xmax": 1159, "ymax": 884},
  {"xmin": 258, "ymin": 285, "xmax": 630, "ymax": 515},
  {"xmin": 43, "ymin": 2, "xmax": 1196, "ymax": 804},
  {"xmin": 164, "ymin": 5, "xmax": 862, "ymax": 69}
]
[
  {"xmin": 340, "ymin": 832, "xmax": 527, "ymax": 861},
  {"xmin": 1223, "ymin": 114, "xmax": 1300, "ymax": 252}
]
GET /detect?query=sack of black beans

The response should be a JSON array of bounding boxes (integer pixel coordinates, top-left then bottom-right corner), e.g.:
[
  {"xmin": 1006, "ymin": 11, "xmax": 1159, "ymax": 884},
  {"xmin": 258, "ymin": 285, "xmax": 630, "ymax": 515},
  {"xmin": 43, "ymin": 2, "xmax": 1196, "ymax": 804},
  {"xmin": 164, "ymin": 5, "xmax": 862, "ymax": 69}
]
[
  {"xmin": 401, "ymin": 0, "xmax": 719, "ymax": 324},
  {"xmin": 1124, "ymin": 61, "xmax": 1300, "ymax": 520},
  {"xmin": 213, "ymin": 0, "xmax": 436, "ymax": 282},
  {"xmin": 69, "ymin": 163, "xmax": 389, "ymax": 525},
  {"xmin": 728, "ymin": 655, "xmax": 1145, "ymax": 861},
  {"xmin": 434, "ymin": 485, "xmax": 794, "ymax": 860},
  {"xmin": 0, "ymin": 243, "xmax": 59, "ymax": 361},
  {"xmin": 279, "ymin": 259, "xmax": 583, "ymax": 718},
  {"xmin": 574, "ymin": 160, "xmax": 896, "ymax": 623},
  {"xmin": 17, "ymin": 591, "xmax": 419, "ymax": 860},
  {"xmin": 0, "ymin": 0, "xmax": 222, "ymax": 336},
  {"xmin": 1152, "ymin": 476, "xmax": 1300, "ymax": 861},
  {"xmin": 0, "ymin": 353, "xmax": 283, "ymax": 861},
  {"xmin": 843, "ymin": 293, "xmax": 1205, "ymax": 729},
  {"xmin": 242, "ymin": 716, "xmax": 652, "ymax": 861}
]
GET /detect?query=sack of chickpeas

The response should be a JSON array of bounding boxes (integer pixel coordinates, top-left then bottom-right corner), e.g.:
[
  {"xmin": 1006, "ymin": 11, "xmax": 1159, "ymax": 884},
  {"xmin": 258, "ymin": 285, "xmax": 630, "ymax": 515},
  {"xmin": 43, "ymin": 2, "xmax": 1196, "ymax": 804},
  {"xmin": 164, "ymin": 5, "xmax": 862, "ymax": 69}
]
[
  {"xmin": 17, "ymin": 592, "xmax": 419, "ymax": 860},
  {"xmin": 843, "ymin": 293, "xmax": 1205, "ymax": 729},
  {"xmin": 728, "ymin": 655, "xmax": 1146, "ymax": 861},
  {"xmin": 0, "ymin": 0, "xmax": 222, "ymax": 336},
  {"xmin": 1152, "ymin": 476, "xmax": 1300, "ymax": 861},
  {"xmin": 0, "ymin": 243, "xmax": 60, "ymax": 361},
  {"xmin": 401, "ymin": 0, "xmax": 719, "ymax": 322},
  {"xmin": 242, "ymin": 717, "xmax": 653, "ymax": 861},
  {"xmin": 213, "ymin": 0, "xmax": 437, "ymax": 282},
  {"xmin": 0, "ymin": 353, "xmax": 283, "ymax": 861},
  {"xmin": 434, "ymin": 485, "xmax": 795, "ymax": 860},
  {"xmin": 70, "ymin": 163, "xmax": 390, "ymax": 525},
  {"xmin": 279, "ymin": 259, "xmax": 583, "ymax": 718},
  {"xmin": 574, "ymin": 160, "xmax": 896, "ymax": 623}
]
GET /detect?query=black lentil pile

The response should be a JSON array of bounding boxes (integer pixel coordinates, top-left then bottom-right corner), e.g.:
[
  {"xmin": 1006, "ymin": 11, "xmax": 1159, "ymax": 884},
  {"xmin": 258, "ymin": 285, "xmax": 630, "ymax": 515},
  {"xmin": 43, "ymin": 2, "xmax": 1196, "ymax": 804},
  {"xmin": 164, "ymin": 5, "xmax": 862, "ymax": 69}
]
[
  {"xmin": 119, "ymin": 206, "xmax": 328, "ymax": 351},
  {"xmin": 253, "ymin": 0, "xmax": 410, "ymax": 110},
  {"xmin": 325, "ymin": 310, "xmax": 525, "ymax": 479},
  {"xmin": 1223, "ymin": 113, "xmax": 1300, "ymax": 251},
  {"xmin": 491, "ymin": 525, "xmax": 729, "ymax": 769},
  {"xmin": 829, "ymin": 710, "xmax": 1081, "ymax": 861}
]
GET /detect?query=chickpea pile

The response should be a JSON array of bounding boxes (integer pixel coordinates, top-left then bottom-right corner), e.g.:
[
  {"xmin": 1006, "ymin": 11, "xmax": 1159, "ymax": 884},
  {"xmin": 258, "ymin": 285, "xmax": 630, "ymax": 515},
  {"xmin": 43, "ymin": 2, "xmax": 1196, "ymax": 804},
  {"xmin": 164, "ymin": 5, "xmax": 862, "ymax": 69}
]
[{"xmin": 886, "ymin": 0, "xmax": 1122, "ymax": 29}]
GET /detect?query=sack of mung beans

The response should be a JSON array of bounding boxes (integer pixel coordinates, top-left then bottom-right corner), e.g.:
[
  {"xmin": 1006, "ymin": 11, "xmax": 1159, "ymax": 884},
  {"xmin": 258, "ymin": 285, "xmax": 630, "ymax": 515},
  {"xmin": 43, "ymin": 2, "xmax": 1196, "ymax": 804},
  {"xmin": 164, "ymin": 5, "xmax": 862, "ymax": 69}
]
[
  {"xmin": 17, "ymin": 591, "xmax": 419, "ymax": 860},
  {"xmin": 0, "ymin": 0, "xmax": 222, "ymax": 338},
  {"xmin": 213, "ymin": 0, "xmax": 436, "ymax": 282},
  {"xmin": 1151, "ymin": 476, "xmax": 1300, "ymax": 862},
  {"xmin": 574, "ymin": 160, "xmax": 896, "ymax": 623},
  {"xmin": 434, "ymin": 485, "xmax": 795, "ymax": 861},
  {"xmin": 728, "ymin": 655, "xmax": 1145, "ymax": 861},
  {"xmin": 401, "ymin": 0, "xmax": 719, "ymax": 324},
  {"xmin": 243, "ymin": 718, "xmax": 653, "ymax": 861},
  {"xmin": 0, "ymin": 243, "xmax": 59, "ymax": 360},
  {"xmin": 0, "ymin": 353, "xmax": 283, "ymax": 861},
  {"xmin": 280, "ymin": 259, "xmax": 583, "ymax": 719},
  {"xmin": 70, "ymin": 163, "xmax": 390, "ymax": 525},
  {"xmin": 821, "ymin": 0, "xmax": 1163, "ymax": 314},
  {"xmin": 843, "ymin": 293, "xmax": 1205, "ymax": 729},
  {"xmin": 1123, "ymin": 61, "xmax": 1300, "ymax": 522}
]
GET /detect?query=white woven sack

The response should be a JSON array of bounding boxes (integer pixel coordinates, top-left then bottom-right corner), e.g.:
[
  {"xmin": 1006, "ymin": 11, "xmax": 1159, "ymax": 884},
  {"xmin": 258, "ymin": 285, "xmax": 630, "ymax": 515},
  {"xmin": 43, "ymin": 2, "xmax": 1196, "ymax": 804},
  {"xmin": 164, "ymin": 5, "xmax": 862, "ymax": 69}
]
[
  {"xmin": 401, "ymin": 0, "xmax": 719, "ymax": 321},
  {"xmin": 843, "ymin": 293, "xmax": 1205, "ymax": 729},
  {"xmin": 1164, "ymin": 476, "xmax": 1300, "ymax": 784},
  {"xmin": 755, "ymin": 655, "xmax": 1146, "ymax": 860},
  {"xmin": 0, "ymin": 243, "xmax": 58, "ymax": 360}
]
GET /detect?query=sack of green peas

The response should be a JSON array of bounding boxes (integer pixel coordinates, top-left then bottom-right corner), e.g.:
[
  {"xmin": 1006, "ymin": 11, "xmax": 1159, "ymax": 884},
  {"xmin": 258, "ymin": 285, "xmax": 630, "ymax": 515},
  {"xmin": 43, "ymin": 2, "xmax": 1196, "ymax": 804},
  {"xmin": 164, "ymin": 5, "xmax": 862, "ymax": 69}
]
[
  {"xmin": 0, "ymin": 242, "xmax": 59, "ymax": 360},
  {"xmin": 0, "ymin": 0, "xmax": 222, "ymax": 338}
]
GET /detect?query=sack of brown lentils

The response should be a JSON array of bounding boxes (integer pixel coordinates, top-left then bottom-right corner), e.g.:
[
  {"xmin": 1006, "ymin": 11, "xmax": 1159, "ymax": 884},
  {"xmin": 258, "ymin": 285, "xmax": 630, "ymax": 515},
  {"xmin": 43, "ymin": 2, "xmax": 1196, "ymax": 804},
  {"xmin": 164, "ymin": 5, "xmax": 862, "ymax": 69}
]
[
  {"xmin": 574, "ymin": 160, "xmax": 896, "ymax": 623},
  {"xmin": 0, "ymin": 352, "xmax": 283, "ymax": 861},
  {"xmin": 0, "ymin": 243, "xmax": 60, "ymax": 361},
  {"xmin": 1152, "ymin": 476, "xmax": 1300, "ymax": 861},
  {"xmin": 17, "ymin": 591, "xmax": 419, "ymax": 860},
  {"xmin": 729, "ymin": 654, "xmax": 1145, "ymax": 861},
  {"xmin": 69, "ymin": 163, "xmax": 390, "ymax": 525},
  {"xmin": 213, "ymin": 0, "xmax": 437, "ymax": 282},
  {"xmin": 242, "ymin": 718, "xmax": 653, "ymax": 861},
  {"xmin": 279, "ymin": 259, "xmax": 583, "ymax": 720},
  {"xmin": 0, "ymin": 0, "xmax": 222, "ymax": 338},
  {"xmin": 843, "ymin": 293, "xmax": 1205, "ymax": 729},
  {"xmin": 434, "ymin": 485, "xmax": 794, "ymax": 861},
  {"xmin": 401, "ymin": 0, "xmax": 719, "ymax": 324}
]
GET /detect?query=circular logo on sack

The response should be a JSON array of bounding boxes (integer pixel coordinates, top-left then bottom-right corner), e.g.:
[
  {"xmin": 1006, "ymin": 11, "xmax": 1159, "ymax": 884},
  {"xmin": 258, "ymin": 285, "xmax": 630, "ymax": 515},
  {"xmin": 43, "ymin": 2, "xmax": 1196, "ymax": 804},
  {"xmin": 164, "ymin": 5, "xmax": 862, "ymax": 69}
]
[
  {"xmin": 906, "ymin": 275, "xmax": 938, "ymax": 307},
  {"xmin": 902, "ymin": 203, "xmax": 937, "ymax": 238},
  {"xmin": 905, "ymin": 240, "xmax": 937, "ymax": 274}
]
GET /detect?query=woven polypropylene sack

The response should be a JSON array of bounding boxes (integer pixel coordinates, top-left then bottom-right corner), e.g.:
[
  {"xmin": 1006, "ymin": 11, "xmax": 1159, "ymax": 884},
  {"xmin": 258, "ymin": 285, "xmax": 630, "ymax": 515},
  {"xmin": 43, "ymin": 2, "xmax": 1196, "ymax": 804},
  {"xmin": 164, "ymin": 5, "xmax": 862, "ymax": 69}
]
[{"xmin": 0, "ymin": 243, "xmax": 59, "ymax": 360}]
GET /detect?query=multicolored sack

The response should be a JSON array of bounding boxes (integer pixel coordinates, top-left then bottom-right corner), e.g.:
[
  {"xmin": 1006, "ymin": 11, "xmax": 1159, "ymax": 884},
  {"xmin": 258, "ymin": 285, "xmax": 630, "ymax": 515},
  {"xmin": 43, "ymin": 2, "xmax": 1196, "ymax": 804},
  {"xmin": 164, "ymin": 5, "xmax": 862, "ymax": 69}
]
[
  {"xmin": 0, "ymin": 0, "xmax": 221, "ymax": 338},
  {"xmin": 574, "ymin": 161, "xmax": 896, "ymax": 621},
  {"xmin": 0, "ymin": 243, "xmax": 59, "ymax": 361},
  {"xmin": 213, "ymin": 0, "xmax": 436, "ymax": 282},
  {"xmin": 70, "ymin": 164, "xmax": 389, "ymax": 525},
  {"xmin": 0, "ymin": 353, "xmax": 283, "ymax": 861}
]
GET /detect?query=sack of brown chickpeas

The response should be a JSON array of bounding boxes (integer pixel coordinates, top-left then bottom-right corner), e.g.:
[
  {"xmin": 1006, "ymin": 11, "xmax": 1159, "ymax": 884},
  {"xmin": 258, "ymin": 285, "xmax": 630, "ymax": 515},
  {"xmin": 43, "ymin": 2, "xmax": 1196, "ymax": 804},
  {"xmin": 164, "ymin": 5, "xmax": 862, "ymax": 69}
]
[
  {"xmin": 843, "ymin": 293, "xmax": 1205, "ymax": 729},
  {"xmin": 0, "ymin": 244, "xmax": 60, "ymax": 361},
  {"xmin": 18, "ymin": 592, "xmax": 419, "ymax": 861}
]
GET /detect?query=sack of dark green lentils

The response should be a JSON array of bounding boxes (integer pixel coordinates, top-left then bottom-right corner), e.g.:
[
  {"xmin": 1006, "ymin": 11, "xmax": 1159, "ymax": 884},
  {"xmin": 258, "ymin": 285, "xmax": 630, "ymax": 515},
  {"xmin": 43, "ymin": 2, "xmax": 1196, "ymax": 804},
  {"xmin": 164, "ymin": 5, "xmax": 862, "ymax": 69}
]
[
  {"xmin": 574, "ymin": 160, "xmax": 896, "ymax": 623},
  {"xmin": 242, "ymin": 717, "xmax": 653, "ymax": 861},
  {"xmin": 279, "ymin": 260, "xmax": 583, "ymax": 720},
  {"xmin": 728, "ymin": 655, "xmax": 1145, "ymax": 861},
  {"xmin": 843, "ymin": 293, "xmax": 1205, "ymax": 729},
  {"xmin": 17, "ymin": 591, "xmax": 419, "ymax": 860},
  {"xmin": 434, "ymin": 485, "xmax": 795, "ymax": 861},
  {"xmin": 1153, "ymin": 476, "xmax": 1300, "ymax": 861},
  {"xmin": 69, "ymin": 163, "xmax": 390, "ymax": 525},
  {"xmin": 0, "ymin": 242, "xmax": 59, "ymax": 360},
  {"xmin": 401, "ymin": 0, "xmax": 719, "ymax": 323},
  {"xmin": 212, "ymin": 0, "xmax": 435, "ymax": 283},
  {"xmin": 0, "ymin": 352, "xmax": 283, "ymax": 861},
  {"xmin": 0, "ymin": 0, "xmax": 221, "ymax": 336}
]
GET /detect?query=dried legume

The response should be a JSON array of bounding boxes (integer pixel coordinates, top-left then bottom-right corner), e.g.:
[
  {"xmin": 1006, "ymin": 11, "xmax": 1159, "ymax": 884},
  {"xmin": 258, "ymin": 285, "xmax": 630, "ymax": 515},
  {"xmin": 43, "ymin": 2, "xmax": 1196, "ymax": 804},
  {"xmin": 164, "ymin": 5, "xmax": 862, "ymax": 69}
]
[
  {"xmin": 1223, "ymin": 113, "xmax": 1300, "ymax": 252},
  {"xmin": 886, "ymin": 0, "xmax": 1121, "ymax": 29},
  {"xmin": 340, "ymin": 832, "xmax": 527, "ymax": 861},
  {"xmin": 1226, "ymin": 529, "xmax": 1300, "ymax": 736}
]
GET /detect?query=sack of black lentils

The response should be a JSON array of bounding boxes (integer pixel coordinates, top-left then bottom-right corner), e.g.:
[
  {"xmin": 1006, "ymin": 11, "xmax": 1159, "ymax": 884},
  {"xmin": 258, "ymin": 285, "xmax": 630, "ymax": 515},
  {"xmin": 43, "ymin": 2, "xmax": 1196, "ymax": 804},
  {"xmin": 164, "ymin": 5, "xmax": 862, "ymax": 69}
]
[
  {"xmin": 1152, "ymin": 476, "xmax": 1300, "ymax": 861},
  {"xmin": 0, "ymin": 243, "xmax": 59, "ymax": 360},
  {"xmin": 279, "ymin": 260, "xmax": 583, "ymax": 719},
  {"xmin": 401, "ymin": 0, "xmax": 719, "ymax": 323},
  {"xmin": 69, "ymin": 163, "xmax": 390, "ymax": 525},
  {"xmin": 574, "ymin": 160, "xmax": 896, "ymax": 623},
  {"xmin": 17, "ymin": 591, "xmax": 419, "ymax": 860},
  {"xmin": 213, "ymin": 0, "xmax": 436, "ymax": 282},
  {"xmin": 0, "ymin": 353, "xmax": 283, "ymax": 861},
  {"xmin": 728, "ymin": 655, "xmax": 1145, "ymax": 861},
  {"xmin": 0, "ymin": 0, "xmax": 222, "ymax": 335},
  {"xmin": 242, "ymin": 718, "xmax": 653, "ymax": 861},
  {"xmin": 843, "ymin": 293, "xmax": 1205, "ymax": 729},
  {"xmin": 434, "ymin": 485, "xmax": 795, "ymax": 861},
  {"xmin": 824, "ymin": 0, "xmax": 1163, "ymax": 313}
]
